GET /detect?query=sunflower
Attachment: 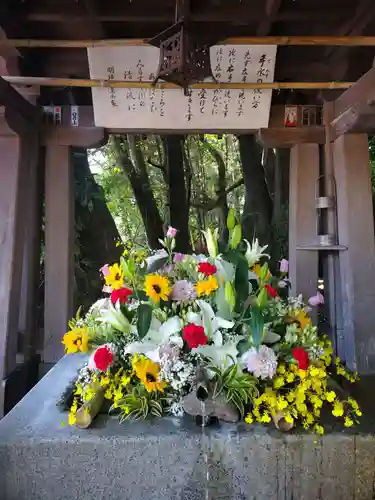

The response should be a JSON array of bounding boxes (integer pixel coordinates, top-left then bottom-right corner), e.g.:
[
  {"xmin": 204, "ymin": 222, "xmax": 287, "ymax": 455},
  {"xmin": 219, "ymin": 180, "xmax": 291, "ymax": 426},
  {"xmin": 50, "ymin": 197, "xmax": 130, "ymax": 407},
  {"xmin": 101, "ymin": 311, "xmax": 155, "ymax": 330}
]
[
  {"xmin": 133, "ymin": 357, "xmax": 167, "ymax": 392},
  {"xmin": 105, "ymin": 263, "xmax": 124, "ymax": 290},
  {"xmin": 144, "ymin": 274, "xmax": 171, "ymax": 302},
  {"xmin": 62, "ymin": 327, "xmax": 89, "ymax": 354},
  {"xmin": 195, "ymin": 275, "xmax": 219, "ymax": 297}
]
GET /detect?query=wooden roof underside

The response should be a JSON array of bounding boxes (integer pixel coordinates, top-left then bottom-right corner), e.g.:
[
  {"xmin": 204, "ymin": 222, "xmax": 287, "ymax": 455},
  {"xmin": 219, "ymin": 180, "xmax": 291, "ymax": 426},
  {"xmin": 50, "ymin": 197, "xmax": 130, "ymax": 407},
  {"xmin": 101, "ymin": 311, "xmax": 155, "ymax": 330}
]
[{"xmin": 2, "ymin": 0, "xmax": 375, "ymax": 105}]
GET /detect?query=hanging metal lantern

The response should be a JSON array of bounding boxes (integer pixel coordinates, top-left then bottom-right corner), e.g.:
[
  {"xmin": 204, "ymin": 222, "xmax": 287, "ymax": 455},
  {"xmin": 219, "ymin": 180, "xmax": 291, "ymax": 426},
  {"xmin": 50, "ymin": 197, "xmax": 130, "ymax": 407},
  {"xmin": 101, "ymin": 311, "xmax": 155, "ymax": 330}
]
[{"xmin": 149, "ymin": 1, "xmax": 217, "ymax": 94}]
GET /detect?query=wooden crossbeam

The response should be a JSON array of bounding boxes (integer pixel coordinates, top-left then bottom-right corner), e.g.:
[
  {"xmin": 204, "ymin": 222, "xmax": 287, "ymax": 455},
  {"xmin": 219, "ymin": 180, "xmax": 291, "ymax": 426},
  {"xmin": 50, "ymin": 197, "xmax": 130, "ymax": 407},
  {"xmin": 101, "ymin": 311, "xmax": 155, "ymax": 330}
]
[
  {"xmin": 257, "ymin": 127, "xmax": 325, "ymax": 148},
  {"xmin": 330, "ymin": 65, "xmax": 375, "ymax": 138},
  {"xmin": 3, "ymin": 36, "xmax": 375, "ymax": 49},
  {"xmin": 2, "ymin": 76, "xmax": 354, "ymax": 90},
  {"xmin": 0, "ymin": 77, "xmax": 39, "ymax": 123}
]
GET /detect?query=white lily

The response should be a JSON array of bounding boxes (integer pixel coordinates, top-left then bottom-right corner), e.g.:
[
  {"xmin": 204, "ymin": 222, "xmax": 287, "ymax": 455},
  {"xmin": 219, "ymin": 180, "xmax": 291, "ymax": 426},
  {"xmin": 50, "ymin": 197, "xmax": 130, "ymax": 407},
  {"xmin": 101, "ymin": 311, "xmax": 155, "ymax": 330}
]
[
  {"xmin": 193, "ymin": 333, "xmax": 244, "ymax": 369},
  {"xmin": 124, "ymin": 315, "xmax": 183, "ymax": 362},
  {"xmin": 186, "ymin": 300, "xmax": 234, "ymax": 342},
  {"xmin": 244, "ymin": 238, "xmax": 270, "ymax": 267},
  {"xmin": 96, "ymin": 300, "xmax": 130, "ymax": 333}
]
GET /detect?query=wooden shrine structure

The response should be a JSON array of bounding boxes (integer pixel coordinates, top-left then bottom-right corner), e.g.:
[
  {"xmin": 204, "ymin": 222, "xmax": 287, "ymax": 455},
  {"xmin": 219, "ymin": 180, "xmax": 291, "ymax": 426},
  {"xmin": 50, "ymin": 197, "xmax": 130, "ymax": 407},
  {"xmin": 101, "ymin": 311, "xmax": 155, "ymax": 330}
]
[{"xmin": 2, "ymin": 0, "xmax": 375, "ymax": 416}]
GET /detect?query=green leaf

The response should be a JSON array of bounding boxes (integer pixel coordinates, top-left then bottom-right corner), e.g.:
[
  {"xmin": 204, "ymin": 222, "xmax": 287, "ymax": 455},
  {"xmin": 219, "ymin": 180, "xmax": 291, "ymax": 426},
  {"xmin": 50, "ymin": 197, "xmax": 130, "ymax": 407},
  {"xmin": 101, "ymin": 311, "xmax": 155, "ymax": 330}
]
[
  {"xmin": 230, "ymin": 224, "xmax": 242, "ymax": 249},
  {"xmin": 234, "ymin": 253, "xmax": 250, "ymax": 312},
  {"xmin": 137, "ymin": 303, "xmax": 152, "ymax": 339},
  {"xmin": 263, "ymin": 331, "xmax": 281, "ymax": 344},
  {"xmin": 249, "ymin": 307, "xmax": 265, "ymax": 349},
  {"xmin": 147, "ymin": 256, "xmax": 168, "ymax": 274}
]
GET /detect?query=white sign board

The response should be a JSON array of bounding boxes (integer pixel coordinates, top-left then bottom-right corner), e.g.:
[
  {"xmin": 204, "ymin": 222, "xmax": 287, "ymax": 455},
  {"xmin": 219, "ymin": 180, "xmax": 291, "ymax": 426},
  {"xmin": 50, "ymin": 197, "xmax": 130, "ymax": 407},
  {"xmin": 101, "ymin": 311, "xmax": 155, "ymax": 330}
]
[{"xmin": 87, "ymin": 45, "xmax": 277, "ymax": 131}]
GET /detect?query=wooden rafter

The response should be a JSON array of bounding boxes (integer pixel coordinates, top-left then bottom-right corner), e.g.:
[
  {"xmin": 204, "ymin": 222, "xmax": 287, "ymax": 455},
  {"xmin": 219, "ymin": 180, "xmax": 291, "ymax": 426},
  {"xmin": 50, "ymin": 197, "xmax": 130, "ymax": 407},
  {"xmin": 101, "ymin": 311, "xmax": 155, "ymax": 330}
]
[
  {"xmin": 257, "ymin": 0, "xmax": 282, "ymax": 36},
  {"xmin": 324, "ymin": 0, "xmax": 375, "ymax": 81}
]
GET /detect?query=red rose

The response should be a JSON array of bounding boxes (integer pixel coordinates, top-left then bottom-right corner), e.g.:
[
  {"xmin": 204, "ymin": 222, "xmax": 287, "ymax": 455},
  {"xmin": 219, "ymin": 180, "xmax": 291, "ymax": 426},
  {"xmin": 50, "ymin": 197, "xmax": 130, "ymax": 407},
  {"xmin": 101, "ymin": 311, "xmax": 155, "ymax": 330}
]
[
  {"xmin": 111, "ymin": 287, "xmax": 133, "ymax": 304},
  {"xmin": 198, "ymin": 262, "xmax": 217, "ymax": 276},
  {"xmin": 93, "ymin": 344, "xmax": 114, "ymax": 371},
  {"xmin": 183, "ymin": 323, "xmax": 208, "ymax": 349},
  {"xmin": 292, "ymin": 347, "xmax": 309, "ymax": 370},
  {"xmin": 265, "ymin": 284, "xmax": 278, "ymax": 298}
]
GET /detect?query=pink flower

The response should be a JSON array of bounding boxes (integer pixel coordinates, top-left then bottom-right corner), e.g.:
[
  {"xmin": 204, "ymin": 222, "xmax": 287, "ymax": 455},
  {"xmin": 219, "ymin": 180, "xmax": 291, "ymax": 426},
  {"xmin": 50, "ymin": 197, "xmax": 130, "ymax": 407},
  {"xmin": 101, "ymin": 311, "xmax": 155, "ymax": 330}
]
[
  {"xmin": 173, "ymin": 253, "xmax": 185, "ymax": 263},
  {"xmin": 279, "ymin": 259, "xmax": 289, "ymax": 273},
  {"xmin": 100, "ymin": 264, "xmax": 110, "ymax": 276},
  {"xmin": 166, "ymin": 226, "xmax": 178, "ymax": 238},
  {"xmin": 170, "ymin": 280, "xmax": 197, "ymax": 302},
  {"xmin": 308, "ymin": 291, "xmax": 324, "ymax": 307}
]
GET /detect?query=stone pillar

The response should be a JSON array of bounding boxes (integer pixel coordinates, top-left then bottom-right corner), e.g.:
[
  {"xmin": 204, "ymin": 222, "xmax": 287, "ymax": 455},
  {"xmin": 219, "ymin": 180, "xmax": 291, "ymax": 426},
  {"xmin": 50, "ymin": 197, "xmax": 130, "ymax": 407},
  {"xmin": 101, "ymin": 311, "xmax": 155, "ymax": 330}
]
[
  {"xmin": 333, "ymin": 133, "xmax": 375, "ymax": 374},
  {"xmin": 289, "ymin": 144, "xmax": 319, "ymax": 305},
  {"xmin": 43, "ymin": 144, "xmax": 74, "ymax": 364},
  {"xmin": 0, "ymin": 110, "xmax": 29, "ymax": 416}
]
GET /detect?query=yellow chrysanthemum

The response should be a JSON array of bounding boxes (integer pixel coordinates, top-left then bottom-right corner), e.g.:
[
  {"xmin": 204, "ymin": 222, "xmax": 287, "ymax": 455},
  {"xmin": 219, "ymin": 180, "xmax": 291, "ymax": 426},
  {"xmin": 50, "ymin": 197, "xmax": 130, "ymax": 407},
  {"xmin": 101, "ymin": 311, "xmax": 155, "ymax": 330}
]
[
  {"xmin": 144, "ymin": 274, "xmax": 171, "ymax": 302},
  {"xmin": 133, "ymin": 358, "xmax": 167, "ymax": 393},
  {"xmin": 105, "ymin": 263, "xmax": 124, "ymax": 290},
  {"xmin": 62, "ymin": 327, "xmax": 89, "ymax": 354},
  {"xmin": 195, "ymin": 275, "xmax": 219, "ymax": 297}
]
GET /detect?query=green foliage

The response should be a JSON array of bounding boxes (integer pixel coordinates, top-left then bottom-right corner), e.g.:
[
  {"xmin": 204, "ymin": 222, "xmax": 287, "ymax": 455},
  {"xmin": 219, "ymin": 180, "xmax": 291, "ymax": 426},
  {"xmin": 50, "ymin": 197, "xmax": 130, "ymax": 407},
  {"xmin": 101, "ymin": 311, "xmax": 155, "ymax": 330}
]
[
  {"xmin": 137, "ymin": 303, "xmax": 153, "ymax": 339},
  {"xmin": 112, "ymin": 386, "xmax": 165, "ymax": 421},
  {"xmin": 210, "ymin": 362, "xmax": 258, "ymax": 418}
]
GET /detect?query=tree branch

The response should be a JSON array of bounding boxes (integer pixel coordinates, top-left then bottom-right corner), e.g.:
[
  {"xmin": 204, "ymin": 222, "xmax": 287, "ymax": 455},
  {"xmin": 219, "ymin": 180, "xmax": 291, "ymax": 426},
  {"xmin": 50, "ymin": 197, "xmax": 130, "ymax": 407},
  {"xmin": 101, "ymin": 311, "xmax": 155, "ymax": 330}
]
[
  {"xmin": 147, "ymin": 158, "xmax": 165, "ymax": 172},
  {"xmin": 191, "ymin": 177, "xmax": 244, "ymax": 211}
]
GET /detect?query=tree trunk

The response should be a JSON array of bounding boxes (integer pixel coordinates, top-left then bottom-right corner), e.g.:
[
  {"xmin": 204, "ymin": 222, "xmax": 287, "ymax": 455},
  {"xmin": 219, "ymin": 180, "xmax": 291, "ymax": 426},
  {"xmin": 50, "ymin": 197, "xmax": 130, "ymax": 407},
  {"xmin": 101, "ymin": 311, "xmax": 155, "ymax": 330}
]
[
  {"xmin": 203, "ymin": 140, "xmax": 229, "ymax": 243},
  {"xmin": 163, "ymin": 135, "xmax": 191, "ymax": 253},
  {"xmin": 113, "ymin": 135, "xmax": 164, "ymax": 249},
  {"xmin": 238, "ymin": 135, "xmax": 273, "ymax": 247},
  {"xmin": 73, "ymin": 148, "xmax": 123, "ymax": 310}
]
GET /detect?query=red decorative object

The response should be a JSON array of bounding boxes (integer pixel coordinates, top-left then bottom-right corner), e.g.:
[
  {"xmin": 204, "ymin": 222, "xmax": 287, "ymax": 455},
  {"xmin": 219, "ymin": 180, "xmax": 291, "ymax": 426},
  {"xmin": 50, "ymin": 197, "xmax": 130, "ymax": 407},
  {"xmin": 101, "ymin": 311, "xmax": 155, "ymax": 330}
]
[
  {"xmin": 198, "ymin": 262, "xmax": 217, "ymax": 276},
  {"xmin": 111, "ymin": 287, "xmax": 133, "ymax": 304},
  {"xmin": 292, "ymin": 347, "xmax": 309, "ymax": 370},
  {"xmin": 265, "ymin": 284, "xmax": 278, "ymax": 298},
  {"xmin": 93, "ymin": 345, "xmax": 114, "ymax": 372},
  {"xmin": 183, "ymin": 323, "xmax": 208, "ymax": 349}
]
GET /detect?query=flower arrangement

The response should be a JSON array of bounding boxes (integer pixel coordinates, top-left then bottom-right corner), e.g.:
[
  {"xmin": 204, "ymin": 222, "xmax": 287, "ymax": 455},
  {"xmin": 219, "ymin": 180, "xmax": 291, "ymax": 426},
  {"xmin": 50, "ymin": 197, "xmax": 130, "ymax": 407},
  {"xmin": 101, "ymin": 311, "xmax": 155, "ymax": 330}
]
[{"xmin": 62, "ymin": 211, "xmax": 361, "ymax": 433}]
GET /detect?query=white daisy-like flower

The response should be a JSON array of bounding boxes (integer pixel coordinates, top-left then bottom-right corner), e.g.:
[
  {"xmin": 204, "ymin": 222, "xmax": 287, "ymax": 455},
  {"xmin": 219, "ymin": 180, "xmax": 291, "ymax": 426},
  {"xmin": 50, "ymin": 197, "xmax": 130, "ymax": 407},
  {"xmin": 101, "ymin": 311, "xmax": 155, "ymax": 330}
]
[{"xmin": 242, "ymin": 345, "xmax": 278, "ymax": 380}]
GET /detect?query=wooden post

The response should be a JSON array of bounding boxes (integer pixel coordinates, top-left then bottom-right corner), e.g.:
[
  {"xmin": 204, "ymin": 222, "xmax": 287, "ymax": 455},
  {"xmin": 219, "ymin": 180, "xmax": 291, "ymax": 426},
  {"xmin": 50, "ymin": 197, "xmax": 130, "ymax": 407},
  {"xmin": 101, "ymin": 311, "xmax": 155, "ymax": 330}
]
[
  {"xmin": 0, "ymin": 110, "xmax": 29, "ymax": 416},
  {"xmin": 43, "ymin": 144, "xmax": 74, "ymax": 366},
  {"xmin": 333, "ymin": 133, "xmax": 375, "ymax": 374},
  {"xmin": 18, "ymin": 145, "xmax": 44, "ymax": 361},
  {"xmin": 289, "ymin": 144, "xmax": 319, "ymax": 312}
]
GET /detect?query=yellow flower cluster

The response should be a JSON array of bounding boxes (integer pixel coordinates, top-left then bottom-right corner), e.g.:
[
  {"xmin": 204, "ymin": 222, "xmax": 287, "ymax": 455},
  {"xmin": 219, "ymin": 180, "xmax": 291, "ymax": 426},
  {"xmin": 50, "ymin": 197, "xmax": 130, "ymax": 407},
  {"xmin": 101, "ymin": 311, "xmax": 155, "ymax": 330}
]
[
  {"xmin": 100, "ymin": 369, "xmax": 131, "ymax": 408},
  {"xmin": 245, "ymin": 340, "xmax": 361, "ymax": 435},
  {"xmin": 196, "ymin": 276, "xmax": 219, "ymax": 297},
  {"xmin": 62, "ymin": 327, "xmax": 89, "ymax": 354}
]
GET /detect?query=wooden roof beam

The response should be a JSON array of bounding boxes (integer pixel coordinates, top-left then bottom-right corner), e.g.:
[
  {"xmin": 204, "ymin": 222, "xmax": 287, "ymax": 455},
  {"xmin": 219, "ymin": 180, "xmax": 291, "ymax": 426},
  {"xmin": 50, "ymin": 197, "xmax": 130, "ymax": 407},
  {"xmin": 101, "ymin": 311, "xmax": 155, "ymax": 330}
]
[
  {"xmin": 257, "ymin": 0, "xmax": 282, "ymax": 36},
  {"xmin": 325, "ymin": 0, "xmax": 375, "ymax": 80}
]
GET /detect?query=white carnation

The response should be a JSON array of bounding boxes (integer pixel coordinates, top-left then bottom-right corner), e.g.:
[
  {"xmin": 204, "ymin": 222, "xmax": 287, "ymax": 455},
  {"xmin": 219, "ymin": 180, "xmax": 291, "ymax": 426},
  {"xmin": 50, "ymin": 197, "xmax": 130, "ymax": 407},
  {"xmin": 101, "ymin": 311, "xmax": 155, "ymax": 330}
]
[{"xmin": 242, "ymin": 345, "xmax": 277, "ymax": 380}]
